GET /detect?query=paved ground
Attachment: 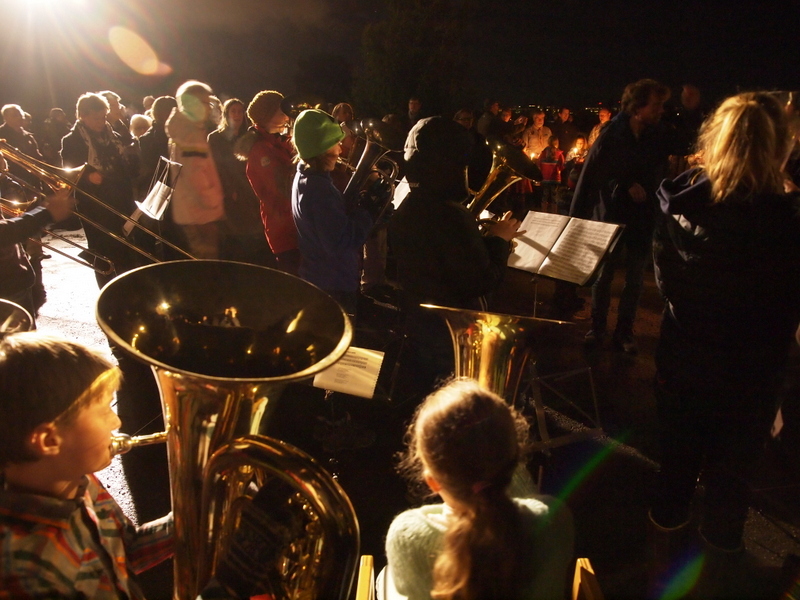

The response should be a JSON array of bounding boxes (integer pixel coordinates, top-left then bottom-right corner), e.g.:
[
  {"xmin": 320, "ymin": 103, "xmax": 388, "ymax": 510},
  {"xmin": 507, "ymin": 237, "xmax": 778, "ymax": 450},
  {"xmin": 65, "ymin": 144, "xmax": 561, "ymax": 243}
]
[{"xmin": 35, "ymin": 228, "xmax": 800, "ymax": 599}]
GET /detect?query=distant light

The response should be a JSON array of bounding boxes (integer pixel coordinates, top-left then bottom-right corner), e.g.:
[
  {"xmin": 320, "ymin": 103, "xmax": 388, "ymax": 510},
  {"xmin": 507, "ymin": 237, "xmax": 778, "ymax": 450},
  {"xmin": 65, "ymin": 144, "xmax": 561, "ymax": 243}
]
[
  {"xmin": 108, "ymin": 26, "xmax": 172, "ymax": 76},
  {"xmin": 9, "ymin": 0, "xmax": 87, "ymax": 10}
]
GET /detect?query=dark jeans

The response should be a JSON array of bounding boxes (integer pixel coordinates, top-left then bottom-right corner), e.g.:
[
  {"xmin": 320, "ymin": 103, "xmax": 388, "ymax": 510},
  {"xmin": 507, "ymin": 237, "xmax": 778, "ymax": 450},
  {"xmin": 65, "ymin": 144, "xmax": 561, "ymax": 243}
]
[
  {"xmin": 590, "ymin": 230, "xmax": 650, "ymax": 336},
  {"xmin": 651, "ymin": 377, "xmax": 777, "ymax": 549}
]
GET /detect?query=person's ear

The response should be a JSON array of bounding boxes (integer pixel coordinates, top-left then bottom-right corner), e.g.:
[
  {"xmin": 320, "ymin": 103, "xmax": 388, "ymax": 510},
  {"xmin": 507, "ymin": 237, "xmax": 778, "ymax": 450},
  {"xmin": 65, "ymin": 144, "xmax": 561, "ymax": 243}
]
[
  {"xmin": 26, "ymin": 422, "xmax": 62, "ymax": 458},
  {"xmin": 424, "ymin": 473, "xmax": 441, "ymax": 493}
]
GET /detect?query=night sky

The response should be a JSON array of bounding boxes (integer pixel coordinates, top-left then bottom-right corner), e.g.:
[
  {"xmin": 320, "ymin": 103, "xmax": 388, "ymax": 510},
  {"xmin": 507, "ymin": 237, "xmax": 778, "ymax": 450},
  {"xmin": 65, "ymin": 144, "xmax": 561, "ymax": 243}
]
[{"xmin": 0, "ymin": 0, "xmax": 798, "ymax": 122}]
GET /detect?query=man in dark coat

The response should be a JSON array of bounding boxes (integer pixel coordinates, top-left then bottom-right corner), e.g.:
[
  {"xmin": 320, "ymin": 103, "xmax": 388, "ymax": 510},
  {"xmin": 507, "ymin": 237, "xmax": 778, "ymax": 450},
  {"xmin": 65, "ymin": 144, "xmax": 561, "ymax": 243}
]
[{"xmin": 570, "ymin": 79, "xmax": 673, "ymax": 353}]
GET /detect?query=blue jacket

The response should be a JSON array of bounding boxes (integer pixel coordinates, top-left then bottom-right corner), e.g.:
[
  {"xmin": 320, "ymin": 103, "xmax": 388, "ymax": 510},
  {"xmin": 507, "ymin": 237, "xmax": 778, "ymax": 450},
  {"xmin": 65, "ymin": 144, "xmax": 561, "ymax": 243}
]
[{"xmin": 291, "ymin": 164, "xmax": 372, "ymax": 293}]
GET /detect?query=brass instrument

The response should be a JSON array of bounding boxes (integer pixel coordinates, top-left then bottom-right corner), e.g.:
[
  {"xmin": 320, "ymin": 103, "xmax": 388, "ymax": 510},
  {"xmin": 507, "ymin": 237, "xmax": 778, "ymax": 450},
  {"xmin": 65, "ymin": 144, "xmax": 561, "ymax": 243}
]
[
  {"xmin": 0, "ymin": 141, "xmax": 195, "ymax": 268},
  {"xmin": 280, "ymin": 94, "xmax": 326, "ymax": 121},
  {"xmin": 421, "ymin": 304, "xmax": 566, "ymax": 402},
  {"xmin": 338, "ymin": 119, "xmax": 365, "ymax": 171},
  {"xmin": 98, "ymin": 260, "xmax": 359, "ymax": 600},
  {"xmin": 0, "ymin": 299, "xmax": 33, "ymax": 334},
  {"xmin": 279, "ymin": 94, "xmax": 326, "ymax": 135},
  {"xmin": 466, "ymin": 137, "xmax": 542, "ymax": 217},
  {"xmin": 0, "ymin": 200, "xmax": 117, "ymax": 275},
  {"xmin": 342, "ymin": 118, "xmax": 404, "ymax": 220}
]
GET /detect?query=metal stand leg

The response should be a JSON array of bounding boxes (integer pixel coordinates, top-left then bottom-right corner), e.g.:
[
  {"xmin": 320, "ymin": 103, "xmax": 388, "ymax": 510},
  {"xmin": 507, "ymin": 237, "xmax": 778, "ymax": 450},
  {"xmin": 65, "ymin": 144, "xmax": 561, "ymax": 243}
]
[{"xmin": 523, "ymin": 358, "xmax": 604, "ymax": 452}]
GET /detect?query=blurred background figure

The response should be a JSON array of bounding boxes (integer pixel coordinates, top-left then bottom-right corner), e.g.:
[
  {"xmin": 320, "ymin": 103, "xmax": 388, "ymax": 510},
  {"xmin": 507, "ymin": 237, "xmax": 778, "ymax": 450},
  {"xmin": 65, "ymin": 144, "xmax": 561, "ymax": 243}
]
[
  {"xmin": 39, "ymin": 108, "xmax": 72, "ymax": 166},
  {"xmin": 209, "ymin": 98, "xmax": 272, "ymax": 266},
  {"xmin": 588, "ymin": 106, "xmax": 612, "ymax": 148},
  {"xmin": 166, "ymin": 80, "xmax": 225, "ymax": 259},
  {"xmin": 60, "ymin": 92, "xmax": 142, "ymax": 287},
  {"xmin": 129, "ymin": 114, "xmax": 152, "ymax": 139}
]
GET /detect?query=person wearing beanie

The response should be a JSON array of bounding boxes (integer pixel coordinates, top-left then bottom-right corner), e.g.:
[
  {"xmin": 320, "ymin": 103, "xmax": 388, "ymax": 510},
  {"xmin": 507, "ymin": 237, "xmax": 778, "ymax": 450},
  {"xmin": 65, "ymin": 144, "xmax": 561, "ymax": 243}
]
[
  {"xmin": 388, "ymin": 116, "xmax": 521, "ymax": 392},
  {"xmin": 291, "ymin": 108, "xmax": 374, "ymax": 315},
  {"xmin": 234, "ymin": 90, "xmax": 300, "ymax": 274},
  {"xmin": 165, "ymin": 80, "xmax": 225, "ymax": 259}
]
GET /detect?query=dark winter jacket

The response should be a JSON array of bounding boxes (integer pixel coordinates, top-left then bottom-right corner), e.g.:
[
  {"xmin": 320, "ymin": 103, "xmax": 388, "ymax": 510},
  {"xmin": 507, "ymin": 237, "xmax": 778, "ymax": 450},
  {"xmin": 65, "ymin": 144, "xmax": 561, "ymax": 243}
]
[
  {"xmin": 654, "ymin": 168, "xmax": 800, "ymax": 391},
  {"xmin": 0, "ymin": 206, "xmax": 52, "ymax": 298},
  {"xmin": 389, "ymin": 188, "xmax": 511, "ymax": 310},
  {"xmin": 570, "ymin": 112, "xmax": 672, "ymax": 241}
]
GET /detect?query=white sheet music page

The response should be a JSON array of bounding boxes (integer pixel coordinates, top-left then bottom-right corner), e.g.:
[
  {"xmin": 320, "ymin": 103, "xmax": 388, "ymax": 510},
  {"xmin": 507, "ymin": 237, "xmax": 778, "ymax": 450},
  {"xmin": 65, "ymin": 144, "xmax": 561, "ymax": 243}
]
[
  {"xmin": 313, "ymin": 347, "xmax": 385, "ymax": 399},
  {"xmin": 539, "ymin": 218, "xmax": 620, "ymax": 285},
  {"xmin": 508, "ymin": 212, "xmax": 569, "ymax": 273}
]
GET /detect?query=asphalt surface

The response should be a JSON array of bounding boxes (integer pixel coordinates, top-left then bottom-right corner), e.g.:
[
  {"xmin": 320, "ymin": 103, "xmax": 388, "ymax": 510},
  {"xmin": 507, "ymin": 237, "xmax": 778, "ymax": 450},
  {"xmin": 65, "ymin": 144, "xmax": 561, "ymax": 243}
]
[{"xmin": 35, "ymin": 227, "xmax": 800, "ymax": 599}]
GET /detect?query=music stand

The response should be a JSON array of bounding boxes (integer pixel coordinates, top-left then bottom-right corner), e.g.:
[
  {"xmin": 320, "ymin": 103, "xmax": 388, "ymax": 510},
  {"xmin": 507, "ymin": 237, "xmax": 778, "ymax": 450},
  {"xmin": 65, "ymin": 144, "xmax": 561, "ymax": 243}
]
[
  {"xmin": 123, "ymin": 156, "xmax": 180, "ymax": 236},
  {"xmin": 524, "ymin": 358, "xmax": 603, "ymax": 453}
]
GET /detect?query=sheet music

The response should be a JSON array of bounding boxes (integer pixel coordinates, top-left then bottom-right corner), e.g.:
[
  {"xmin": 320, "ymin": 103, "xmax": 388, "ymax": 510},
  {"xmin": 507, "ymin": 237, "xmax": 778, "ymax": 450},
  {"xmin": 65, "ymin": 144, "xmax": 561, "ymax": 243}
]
[
  {"xmin": 539, "ymin": 219, "xmax": 620, "ymax": 285},
  {"xmin": 313, "ymin": 346, "xmax": 385, "ymax": 399},
  {"xmin": 508, "ymin": 212, "xmax": 569, "ymax": 272}
]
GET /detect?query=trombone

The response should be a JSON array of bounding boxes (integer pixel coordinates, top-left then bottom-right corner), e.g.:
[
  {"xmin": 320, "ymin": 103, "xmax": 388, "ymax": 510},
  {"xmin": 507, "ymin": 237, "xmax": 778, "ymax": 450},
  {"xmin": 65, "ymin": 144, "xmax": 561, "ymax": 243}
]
[{"xmin": 0, "ymin": 141, "xmax": 195, "ymax": 269}]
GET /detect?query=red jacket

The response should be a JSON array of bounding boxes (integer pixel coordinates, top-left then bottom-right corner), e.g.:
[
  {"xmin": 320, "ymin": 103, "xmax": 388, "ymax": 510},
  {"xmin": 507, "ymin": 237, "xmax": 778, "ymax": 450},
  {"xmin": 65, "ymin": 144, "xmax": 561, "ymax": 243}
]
[
  {"xmin": 538, "ymin": 147, "xmax": 564, "ymax": 184},
  {"xmin": 245, "ymin": 128, "xmax": 298, "ymax": 254}
]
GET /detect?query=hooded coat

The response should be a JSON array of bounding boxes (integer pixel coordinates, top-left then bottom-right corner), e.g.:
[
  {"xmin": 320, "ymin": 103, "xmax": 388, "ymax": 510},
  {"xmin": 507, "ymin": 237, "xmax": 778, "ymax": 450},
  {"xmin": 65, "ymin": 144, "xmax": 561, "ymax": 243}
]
[
  {"xmin": 166, "ymin": 109, "xmax": 224, "ymax": 225},
  {"xmin": 654, "ymin": 168, "xmax": 800, "ymax": 392}
]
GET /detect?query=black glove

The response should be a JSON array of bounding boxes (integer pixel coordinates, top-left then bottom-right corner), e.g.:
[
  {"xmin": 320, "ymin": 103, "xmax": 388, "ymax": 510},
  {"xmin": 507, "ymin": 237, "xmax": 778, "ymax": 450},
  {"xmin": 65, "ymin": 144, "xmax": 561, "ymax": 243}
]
[{"xmin": 357, "ymin": 177, "xmax": 393, "ymax": 221}]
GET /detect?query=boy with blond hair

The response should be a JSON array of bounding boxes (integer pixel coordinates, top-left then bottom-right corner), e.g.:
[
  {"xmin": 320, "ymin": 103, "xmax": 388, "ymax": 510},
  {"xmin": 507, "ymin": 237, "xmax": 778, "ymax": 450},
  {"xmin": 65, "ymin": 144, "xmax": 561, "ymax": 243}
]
[{"xmin": 0, "ymin": 333, "xmax": 172, "ymax": 599}]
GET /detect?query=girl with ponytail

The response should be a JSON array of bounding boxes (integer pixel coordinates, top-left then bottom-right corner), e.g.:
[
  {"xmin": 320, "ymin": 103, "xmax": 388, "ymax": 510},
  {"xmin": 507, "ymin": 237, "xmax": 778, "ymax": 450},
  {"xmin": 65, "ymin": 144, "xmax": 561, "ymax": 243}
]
[{"xmin": 386, "ymin": 378, "xmax": 574, "ymax": 600}]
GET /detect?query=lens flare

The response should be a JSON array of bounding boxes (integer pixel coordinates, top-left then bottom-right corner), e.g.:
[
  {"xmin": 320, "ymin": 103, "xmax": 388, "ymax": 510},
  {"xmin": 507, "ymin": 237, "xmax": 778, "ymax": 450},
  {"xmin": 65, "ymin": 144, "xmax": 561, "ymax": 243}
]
[
  {"xmin": 108, "ymin": 26, "xmax": 171, "ymax": 76},
  {"xmin": 659, "ymin": 552, "xmax": 704, "ymax": 599}
]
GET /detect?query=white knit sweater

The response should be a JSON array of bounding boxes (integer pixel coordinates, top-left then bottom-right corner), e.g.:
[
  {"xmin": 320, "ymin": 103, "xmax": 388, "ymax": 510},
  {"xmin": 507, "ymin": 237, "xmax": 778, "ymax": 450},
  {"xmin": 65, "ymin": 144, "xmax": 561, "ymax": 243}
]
[{"xmin": 385, "ymin": 495, "xmax": 574, "ymax": 600}]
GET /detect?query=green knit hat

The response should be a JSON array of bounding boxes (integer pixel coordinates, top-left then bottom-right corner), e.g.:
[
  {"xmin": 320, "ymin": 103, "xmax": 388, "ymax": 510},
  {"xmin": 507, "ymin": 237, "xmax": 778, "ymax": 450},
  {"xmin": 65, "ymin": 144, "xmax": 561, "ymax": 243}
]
[{"xmin": 293, "ymin": 109, "xmax": 345, "ymax": 160}]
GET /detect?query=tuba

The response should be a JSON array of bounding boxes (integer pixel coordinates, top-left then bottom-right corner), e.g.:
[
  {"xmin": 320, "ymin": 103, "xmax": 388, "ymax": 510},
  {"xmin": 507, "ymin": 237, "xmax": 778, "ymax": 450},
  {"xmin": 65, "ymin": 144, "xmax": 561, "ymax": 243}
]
[
  {"xmin": 465, "ymin": 137, "xmax": 542, "ymax": 217},
  {"xmin": 421, "ymin": 304, "xmax": 567, "ymax": 403},
  {"xmin": 98, "ymin": 260, "xmax": 360, "ymax": 600}
]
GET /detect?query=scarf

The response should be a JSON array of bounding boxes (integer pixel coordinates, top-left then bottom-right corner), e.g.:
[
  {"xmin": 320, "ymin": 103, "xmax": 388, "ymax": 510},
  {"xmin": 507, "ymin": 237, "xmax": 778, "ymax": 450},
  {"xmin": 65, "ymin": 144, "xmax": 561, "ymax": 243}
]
[{"xmin": 75, "ymin": 121, "xmax": 126, "ymax": 175}]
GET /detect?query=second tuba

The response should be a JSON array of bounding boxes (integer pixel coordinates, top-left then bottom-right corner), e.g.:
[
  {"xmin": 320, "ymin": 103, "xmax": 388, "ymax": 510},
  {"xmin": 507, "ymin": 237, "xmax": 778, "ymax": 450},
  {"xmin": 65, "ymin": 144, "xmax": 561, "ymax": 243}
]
[
  {"xmin": 98, "ymin": 260, "xmax": 359, "ymax": 600},
  {"xmin": 465, "ymin": 137, "xmax": 543, "ymax": 217},
  {"xmin": 421, "ymin": 303, "xmax": 567, "ymax": 403}
]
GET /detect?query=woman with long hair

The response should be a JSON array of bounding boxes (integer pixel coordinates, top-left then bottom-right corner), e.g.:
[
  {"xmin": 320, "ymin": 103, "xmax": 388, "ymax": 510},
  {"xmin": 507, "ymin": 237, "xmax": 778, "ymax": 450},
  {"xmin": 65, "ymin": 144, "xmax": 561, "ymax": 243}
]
[
  {"xmin": 208, "ymin": 98, "xmax": 272, "ymax": 265},
  {"xmin": 649, "ymin": 92, "xmax": 800, "ymax": 593},
  {"xmin": 386, "ymin": 378, "xmax": 574, "ymax": 600}
]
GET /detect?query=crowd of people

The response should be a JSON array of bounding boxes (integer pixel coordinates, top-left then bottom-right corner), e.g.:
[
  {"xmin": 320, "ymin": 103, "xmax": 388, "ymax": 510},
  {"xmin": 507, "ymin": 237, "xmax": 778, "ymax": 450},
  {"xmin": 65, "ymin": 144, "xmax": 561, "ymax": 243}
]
[{"xmin": 0, "ymin": 77, "xmax": 799, "ymax": 599}]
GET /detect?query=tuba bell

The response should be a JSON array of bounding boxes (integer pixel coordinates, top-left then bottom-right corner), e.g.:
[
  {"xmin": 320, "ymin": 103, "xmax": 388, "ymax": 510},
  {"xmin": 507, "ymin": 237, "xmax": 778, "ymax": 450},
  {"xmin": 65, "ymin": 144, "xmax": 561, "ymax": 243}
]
[
  {"xmin": 98, "ymin": 260, "xmax": 360, "ymax": 600},
  {"xmin": 421, "ymin": 303, "xmax": 567, "ymax": 403}
]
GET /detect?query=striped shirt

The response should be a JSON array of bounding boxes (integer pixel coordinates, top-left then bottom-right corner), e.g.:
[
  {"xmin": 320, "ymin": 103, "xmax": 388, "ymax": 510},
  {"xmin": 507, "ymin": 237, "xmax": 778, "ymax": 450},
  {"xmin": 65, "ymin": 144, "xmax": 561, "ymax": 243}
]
[{"xmin": 0, "ymin": 474, "xmax": 173, "ymax": 599}]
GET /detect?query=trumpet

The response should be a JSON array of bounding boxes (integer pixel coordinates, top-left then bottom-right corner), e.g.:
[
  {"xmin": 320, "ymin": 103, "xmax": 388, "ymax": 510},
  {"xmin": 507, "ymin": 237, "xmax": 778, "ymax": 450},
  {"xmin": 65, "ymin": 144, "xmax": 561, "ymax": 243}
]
[
  {"xmin": 0, "ymin": 141, "xmax": 195, "ymax": 270},
  {"xmin": 0, "ymin": 298, "xmax": 33, "ymax": 334}
]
